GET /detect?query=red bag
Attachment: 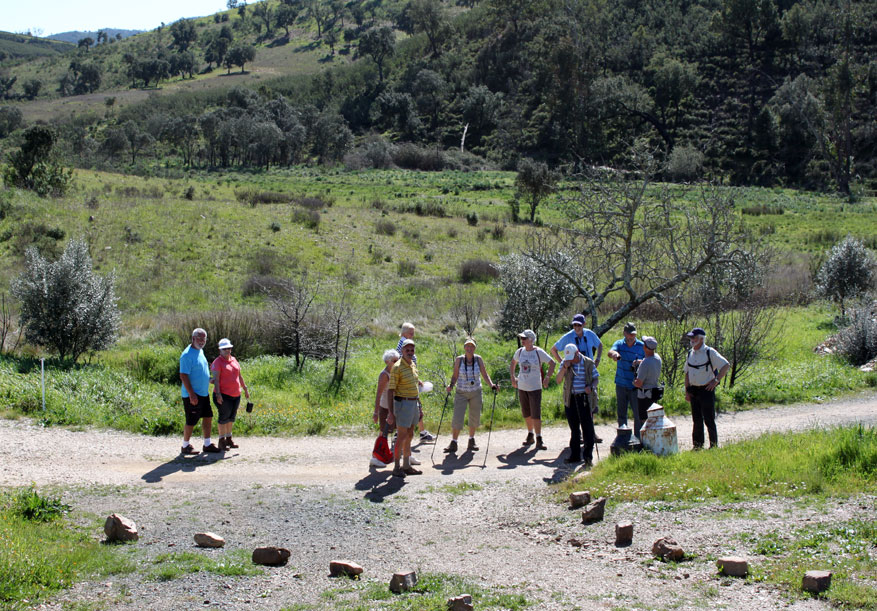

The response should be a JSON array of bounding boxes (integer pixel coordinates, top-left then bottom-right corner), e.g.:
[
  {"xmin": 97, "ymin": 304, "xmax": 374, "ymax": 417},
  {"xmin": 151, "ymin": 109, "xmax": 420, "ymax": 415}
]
[{"xmin": 372, "ymin": 435, "xmax": 393, "ymax": 464}]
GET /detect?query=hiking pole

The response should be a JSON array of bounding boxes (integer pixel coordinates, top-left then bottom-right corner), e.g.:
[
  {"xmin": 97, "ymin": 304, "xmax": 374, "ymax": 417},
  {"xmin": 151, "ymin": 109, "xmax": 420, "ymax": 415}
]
[
  {"xmin": 430, "ymin": 391, "xmax": 451, "ymax": 465},
  {"xmin": 482, "ymin": 386, "xmax": 498, "ymax": 468}
]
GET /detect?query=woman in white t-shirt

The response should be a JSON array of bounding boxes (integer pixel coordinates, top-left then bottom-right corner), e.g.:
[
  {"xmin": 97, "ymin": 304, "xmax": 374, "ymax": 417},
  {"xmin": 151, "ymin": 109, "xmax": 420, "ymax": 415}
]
[{"xmin": 509, "ymin": 329, "xmax": 555, "ymax": 450}]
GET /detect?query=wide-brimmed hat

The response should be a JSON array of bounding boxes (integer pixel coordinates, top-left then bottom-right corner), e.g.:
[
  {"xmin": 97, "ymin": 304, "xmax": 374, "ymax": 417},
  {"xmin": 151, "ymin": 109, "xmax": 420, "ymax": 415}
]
[{"xmin": 218, "ymin": 338, "xmax": 233, "ymax": 350}]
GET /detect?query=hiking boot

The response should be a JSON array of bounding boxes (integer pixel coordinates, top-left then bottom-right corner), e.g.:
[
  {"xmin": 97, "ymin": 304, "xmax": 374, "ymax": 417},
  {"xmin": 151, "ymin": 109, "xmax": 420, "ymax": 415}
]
[
  {"xmin": 227, "ymin": 436, "xmax": 239, "ymax": 449},
  {"xmin": 420, "ymin": 430, "xmax": 435, "ymax": 442},
  {"xmin": 594, "ymin": 436, "xmax": 603, "ymax": 444},
  {"xmin": 369, "ymin": 456, "xmax": 387, "ymax": 468},
  {"xmin": 203, "ymin": 443, "xmax": 221, "ymax": 453},
  {"xmin": 180, "ymin": 444, "xmax": 198, "ymax": 455},
  {"xmin": 523, "ymin": 432, "xmax": 535, "ymax": 446},
  {"xmin": 217, "ymin": 438, "xmax": 228, "ymax": 451},
  {"xmin": 392, "ymin": 468, "xmax": 406, "ymax": 478},
  {"xmin": 444, "ymin": 439, "xmax": 458, "ymax": 453},
  {"xmin": 467, "ymin": 438, "xmax": 479, "ymax": 452},
  {"xmin": 535, "ymin": 436, "xmax": 547, "ymax": 450},
  {"xmin": 402, "ymin": 466, "xmax": 422, "ymax": 475}
]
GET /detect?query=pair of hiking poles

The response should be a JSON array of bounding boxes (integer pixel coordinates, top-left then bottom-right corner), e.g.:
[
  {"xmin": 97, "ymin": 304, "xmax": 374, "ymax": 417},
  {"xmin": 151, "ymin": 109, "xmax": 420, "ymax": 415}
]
[{"xmin": 430, "ymin": 385, "xmax": 498, "ymax": 468}]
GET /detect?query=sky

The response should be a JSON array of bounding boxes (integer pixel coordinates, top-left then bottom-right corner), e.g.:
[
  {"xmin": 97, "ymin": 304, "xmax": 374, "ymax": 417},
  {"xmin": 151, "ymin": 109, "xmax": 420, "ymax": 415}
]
[{"xmin": 6, "ymin": 1, "xmax": 228, "ymax": 36}]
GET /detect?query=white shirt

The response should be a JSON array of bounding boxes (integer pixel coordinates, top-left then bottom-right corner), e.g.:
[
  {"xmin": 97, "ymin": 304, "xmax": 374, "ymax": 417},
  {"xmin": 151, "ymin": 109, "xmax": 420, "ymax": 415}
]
[
  {"xmin": 684, "ymin": 344, "xmax": 729, "ymax": 387},
  {"xmin": 514, "ymin": 347, "xmax": 552, "ymax": 392}
]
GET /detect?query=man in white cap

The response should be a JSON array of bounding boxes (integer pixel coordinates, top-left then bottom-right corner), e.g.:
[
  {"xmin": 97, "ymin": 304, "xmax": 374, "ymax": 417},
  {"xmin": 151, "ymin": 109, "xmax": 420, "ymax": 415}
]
[
  {"xmin": 632, "ymin": 336, "xmax": 661, "ymax": 439},
  {"xmin": 683, "ymin": 327, "xmax": 729, "ymax": 449},
  {"xmin": 555, "ymin": 343, "xmax": 599, "ymax": 465},
  {"xmin": 510, "ymin": 329, "xmax": 555, "ymax": 450},
  {"xmin": 551, "ymin": 313, "xmax": 604, "ymax": 443}
]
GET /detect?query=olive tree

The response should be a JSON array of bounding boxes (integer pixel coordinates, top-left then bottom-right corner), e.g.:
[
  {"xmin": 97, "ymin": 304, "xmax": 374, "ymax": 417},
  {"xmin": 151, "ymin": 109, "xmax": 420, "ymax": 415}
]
[
  {"xmin": 12, "ymin": 239, "xmax": 120, "ymax": 362},
  {"xmin": 816, "ymin": 235, "xmax": 875, "ymax": 316}
]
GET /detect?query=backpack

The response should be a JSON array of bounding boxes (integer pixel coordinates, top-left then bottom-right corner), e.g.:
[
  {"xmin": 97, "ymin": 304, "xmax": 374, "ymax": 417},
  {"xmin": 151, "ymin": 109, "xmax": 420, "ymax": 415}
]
[
  {"xmin": 372, "ymin": 435, "xmax": 393, "ymax": 464},
  {"xmin": 687, "ymin": 347, "xmax": 718, "ymax": 378}
]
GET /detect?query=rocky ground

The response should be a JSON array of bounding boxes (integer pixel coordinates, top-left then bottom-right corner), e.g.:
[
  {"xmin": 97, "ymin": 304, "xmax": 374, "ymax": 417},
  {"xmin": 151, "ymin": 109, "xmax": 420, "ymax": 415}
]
[{"xmin": 3, "ymin": 391, "xmax": 876, "ymax": 610}]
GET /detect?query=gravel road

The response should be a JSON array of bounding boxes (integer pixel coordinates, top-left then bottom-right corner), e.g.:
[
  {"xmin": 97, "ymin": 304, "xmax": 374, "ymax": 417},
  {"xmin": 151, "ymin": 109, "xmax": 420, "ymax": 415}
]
[{"xmin": 3, "ymin": 391, "xmax": 876, "ymax": 610}]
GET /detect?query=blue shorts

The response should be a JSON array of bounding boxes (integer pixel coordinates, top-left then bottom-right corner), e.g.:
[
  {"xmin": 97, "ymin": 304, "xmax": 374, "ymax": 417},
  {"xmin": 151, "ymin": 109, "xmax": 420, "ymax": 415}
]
[{"xmin": 393, "ymin": 398, "xmax": 419, "ymax": 429}]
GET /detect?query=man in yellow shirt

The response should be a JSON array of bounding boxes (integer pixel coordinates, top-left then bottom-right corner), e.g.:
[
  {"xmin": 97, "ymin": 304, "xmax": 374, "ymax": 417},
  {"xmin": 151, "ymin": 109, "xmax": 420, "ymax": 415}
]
[{"xmin": 386, "ymin": 339, "xmax": 423, "ymax": 477}]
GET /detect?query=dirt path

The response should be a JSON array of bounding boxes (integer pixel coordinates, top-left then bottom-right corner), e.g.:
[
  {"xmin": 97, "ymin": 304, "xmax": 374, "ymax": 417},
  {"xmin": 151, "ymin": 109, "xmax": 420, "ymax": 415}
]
[{"xmin": 2, "ymin": 392, "xmax": 875, "ymax": 611}]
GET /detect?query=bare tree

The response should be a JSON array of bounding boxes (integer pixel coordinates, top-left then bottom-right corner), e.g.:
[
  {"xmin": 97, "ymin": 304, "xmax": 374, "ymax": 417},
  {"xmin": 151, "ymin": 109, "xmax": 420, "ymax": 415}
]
[
  {"xmin": 267, "ymin": 273, "xmax": 323, "ymax": 372},
  {"xmin": 325, "ymin": 280, "xmax": 365, "ymax": 388},
  {"xmin": 449, "ymin": 285, "xmax": 484, "ymax": 337},
  {"xmin": 527, "ymin": 147, "xmax": 757, "ymax": 338}
]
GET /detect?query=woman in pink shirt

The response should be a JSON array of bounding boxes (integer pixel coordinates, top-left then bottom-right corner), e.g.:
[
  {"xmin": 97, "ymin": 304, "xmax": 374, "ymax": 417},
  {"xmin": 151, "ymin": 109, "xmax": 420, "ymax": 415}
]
[{"xmin": 211, "ymin": 338, "xmax": 250, "ymax": 451}]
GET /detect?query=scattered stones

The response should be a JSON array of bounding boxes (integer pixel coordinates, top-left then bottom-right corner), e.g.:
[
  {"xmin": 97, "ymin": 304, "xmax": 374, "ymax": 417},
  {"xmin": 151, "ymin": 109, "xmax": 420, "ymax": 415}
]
[
  {"xmin": 330, "ymin": 560, "xmax": 364, "ymax": 578},
  {"xmin": 615, "ymin": 521, "xmax": 633, "ymax": 546},
  {"xmin": 652, "ymin": 537, "xmax": 684, "ymax": 562},
  {"xmin": 194, "ymin": 532, "xmax": 225, "ymax": 548},
  {"xmin": 716, "ymin": 556, "xmax": 748, "ymax": 577},
  {"xmin": 581, "ymin": 497, "xmax": 606, "ymax": 523},
  {"xmin": 569, "ymin": 490, "xmax": 591, "ymax": 508},
  {"xmin": 802, "ymin": 570, "xmax": 832, "ymax": 593},
  {"xmin": 389, "ymin": 570, "xmax": 418, "ymax": 593},
  {"xmin": 447, "ymin": 594, "xmax": 473, "ymax": 611},
  {"xmin": 251, "ymin": 546, "xmax": 291, "ymax": 566},
  {"xmin": 104, "ymin": 514, "xmax": 138, "ymax": 542}
]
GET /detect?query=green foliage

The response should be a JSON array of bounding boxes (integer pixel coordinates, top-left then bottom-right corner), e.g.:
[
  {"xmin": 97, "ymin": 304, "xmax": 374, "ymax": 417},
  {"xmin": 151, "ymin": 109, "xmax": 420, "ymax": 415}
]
[
  {"xmin": 3, "ymin": 125, "xmax": 72, "ymax": 197},
  {"xmin": 816, "ymin": 235, "xmax": 875, "ymax": 315},
  {"xmin": 559, "ymin": 425, "xmax": 877, "ymax": 502},
  {"xmin": 8, "ymin": 486, "xmax": 70, "ymax": 522},
  {"xmin": 12, "ymin": 238, "xmax": 120, "ymax": 362},
  {"xmin": 148, "ymin": 549, "xmax": 262, "ymax": 581},
  {"xmin": 834, "ymin": 304, "xmax": 877, "ymax": 366}
]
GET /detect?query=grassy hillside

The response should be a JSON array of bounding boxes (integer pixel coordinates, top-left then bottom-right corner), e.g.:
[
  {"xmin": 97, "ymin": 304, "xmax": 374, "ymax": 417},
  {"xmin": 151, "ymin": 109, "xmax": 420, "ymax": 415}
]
[{"xmin": 0, "ymin": 31, "xmax": 72, "ymax": 62}]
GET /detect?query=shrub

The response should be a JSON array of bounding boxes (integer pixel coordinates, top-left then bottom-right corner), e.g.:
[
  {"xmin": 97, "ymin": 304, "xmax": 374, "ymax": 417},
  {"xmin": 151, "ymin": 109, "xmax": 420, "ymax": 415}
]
[
  {"xmin": 834, "ymin": 305, "xmax": 877, "ymax": 366},
  {"xmin": 491, "ymin": 224, "xmax": 506, "ymax": 240},
  {"xmin": 166, "ymin": 308, "xmax": 270, "ymax": 361},
  {"xmin": 12, "ymin": 239, "xmax": 120, "ymax": 363},
  {"xmin": 235, "ymin": 190, "xmax": 290, "ymax": 206},
  {"xmin": 459, "ymin": 258, "xmax": 499, "ymax": 283},
  {"xmin": 183, "ymin": 185, "xmax": 195, "ymax": 200},
  {"xmin": 397, "ymin": 261, "xmax": 417, "ymax": 277},
  {"xmin": 9, "ymin": 487, "xmax": 70, "ymax": 522},
  {"xmin": 296, "ymin": 195, "xmax": 331, "ymax": 210},
  {"xmin": 126, "ymin": 344, "xmax": 181, "ymax": 385},
  {"xmin": 466, "ymin": 211, "xmax": 479, "ymax": 226},
  {"xmin": 291, "ymin": 207, "xmax": 320, "ymax": 231},
  {"xmin": 665, "ymin": 144, "xmax": 704, "ymax": 181},
  {"xmin": 741, "ymin": 203, "xmax": 785, "ymax": 216},
  {"xmin": 269, "ymin": 221, "xmax": 281, "ymax": 232},
  {"xmin": 375, "ymin": 219, "xmax": 397, "ymax": 236},
  {"xmin": 391, "ymin": 143, "xmax": 446, "ymax": 171},
  {"xmin": 241, "ymin": 274, "xmax": 287, "ymax": 297},
  {"xmin": 2, "ymin": 125, "xmax": 72, "ymax": 197},
  {"xmin": 816, "ymin": 236, "xmax": 876, "ymax": 316}
]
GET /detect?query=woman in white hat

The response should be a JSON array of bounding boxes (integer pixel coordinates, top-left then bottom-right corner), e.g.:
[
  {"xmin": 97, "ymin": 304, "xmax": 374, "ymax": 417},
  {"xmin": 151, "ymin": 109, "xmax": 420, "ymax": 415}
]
[
  {"xmin": 210, "ymin": 338, "xmax": 250, "ymax": 451},
  {"xmin": 509, "ymin": 329, "xmax": 555, "ymax": 450},
  {"xmin": 443, "ymin": 337, "xmax": 498, "ymax": 454}
]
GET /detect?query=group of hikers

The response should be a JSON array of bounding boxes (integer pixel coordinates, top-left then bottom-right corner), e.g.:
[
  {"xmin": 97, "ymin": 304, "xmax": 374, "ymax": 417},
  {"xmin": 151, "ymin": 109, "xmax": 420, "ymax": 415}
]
[
  {"xmin": 368, "ymin": 316, "xmax": 731, "ymax": 478},
  {"xmin": 175, "ymin": 316, "xmax": 731, "ymax": 476}
]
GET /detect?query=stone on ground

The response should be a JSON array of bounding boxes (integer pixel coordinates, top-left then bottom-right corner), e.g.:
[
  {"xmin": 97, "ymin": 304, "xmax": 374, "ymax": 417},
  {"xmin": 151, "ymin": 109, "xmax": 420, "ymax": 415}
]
[
  {"xmin": 194, "ymin": 532, "xmax": 225, "ymax": 548},
  {"xmin": 330, "ymin": 560, "xmax": 364, "ymax": 577},
  {"xmin": 447, "ymin": 593, "xmax": 473, "ymax": 610},
  {"xmin": 389, "ymin": 570, "xmax": 418, "ymax": 593},
  {"xmin": 569, "ymin": 490, "xmax": 591, "ymax": 508},
  {"xmin": 104, "ymin": 514, "xmax": 138, "ymax": 542},
  {"xmin": 615, "ymin": 521, "xmax": 633, "ymax": 545},
  {"xmin": 652, "ymin": 537, "xmax": 684, "ymax": 561},
  {"xmin": 716, "ymin": 556, "xmax": 748, "ymax": 577},
  {"xmin": 802, "ymin": 570, "xmax": 832, "ymax": 593},
  {"xmin": 252, "ymin": 546, "xmax": 291, "ymax": 566},
  {"xmin": 581, "ymin": 497, "xmax": 606, "ymax": 523}
]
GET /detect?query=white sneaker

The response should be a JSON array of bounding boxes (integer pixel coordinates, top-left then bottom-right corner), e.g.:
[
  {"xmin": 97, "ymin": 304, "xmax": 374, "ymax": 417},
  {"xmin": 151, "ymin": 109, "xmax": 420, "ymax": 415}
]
[
  {"xmin": 409, "ymin": 455, "xmax": 421, "ymax": 465},
  {"xmin": 370, "ymin": 456, "xmax": 387, "ymax": 468}
]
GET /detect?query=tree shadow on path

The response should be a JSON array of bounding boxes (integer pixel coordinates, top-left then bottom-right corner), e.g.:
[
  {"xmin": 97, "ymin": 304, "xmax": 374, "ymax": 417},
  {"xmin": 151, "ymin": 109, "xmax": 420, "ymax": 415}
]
[{"xmin": 141, "ymin": 452, "xmax": 228, "ymax": 483}]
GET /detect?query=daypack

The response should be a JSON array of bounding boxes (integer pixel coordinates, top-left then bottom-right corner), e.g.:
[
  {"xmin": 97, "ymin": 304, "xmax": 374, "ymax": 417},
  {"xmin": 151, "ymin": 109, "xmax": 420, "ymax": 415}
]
[{"xmin": 373, "ymin": 435, "xmax": 393, "ymax": 464}]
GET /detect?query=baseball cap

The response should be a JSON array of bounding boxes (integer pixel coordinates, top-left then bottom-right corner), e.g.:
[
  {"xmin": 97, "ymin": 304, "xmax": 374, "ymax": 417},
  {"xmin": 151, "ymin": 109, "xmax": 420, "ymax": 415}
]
[
  {"xmin": 518, "ymin": 329, "xmax": 537, "ymax": 342},
  {"xmin": 218, "ymin": 338, "xmax": 233, "ymax": 350},
  {"xmin": 562, "ymin": 343, "xmax": 578, "ymax": 361},
  {"xmin": 401, "ymin": 338, "xmax": 416, "ymax": 348},
  {"xmin": 686, "ymin": 327, "xmax": 706, "ymax": 338},
  {"xmin": 643, "ymin": 336, "xmax": 657, "ymax": 350},
  {"xmin": 463, "ymin": 337, "xmax": 476, "ymax": 347},
  {"xmin": 571, "ymin": 314, "xmax": 586, "ymax": 326},
  {"xmin": 623, "ymin": 322, "xmax": 637, "ymax": 334}
]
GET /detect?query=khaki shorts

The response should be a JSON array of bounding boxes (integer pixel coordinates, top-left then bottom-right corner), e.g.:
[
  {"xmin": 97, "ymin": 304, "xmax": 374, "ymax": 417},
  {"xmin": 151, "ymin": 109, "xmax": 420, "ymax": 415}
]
[
  {"xmin": 451, "ymin": 389, "xmax": 483, "ymax": 431},
  {"xmin": 518, "ymin": 389, "xmax": 542, "ymax": 420},
  {"xmin": 393, "ymin": 398, "xmax": 419, "ymax": 429}
]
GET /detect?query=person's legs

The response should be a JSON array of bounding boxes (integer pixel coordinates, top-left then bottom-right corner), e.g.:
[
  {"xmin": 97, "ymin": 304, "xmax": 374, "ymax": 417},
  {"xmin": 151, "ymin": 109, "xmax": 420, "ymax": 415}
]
[
  {"xmin": 702, "ymin": 390, "xmax": 718, "ymax": 447},
  {"xmin": 565, "ymin": 398, "xmax": 582, "ymax": 462},
  {"xmin": 395, "ymin": 425, "xmax": 412, "ymax": 468},
  {"xmin": 615, "ymin": 385, "xmax": 628, "ymax": 426},
  {"xmin": 690, "ymin": 390, "xmax": 705, "ymax": 448},
  {"xmin": 530, "ymin": 390, "xmax": 545, "ymax": 448},
  {"xmin": 450, "ymin": 392, "xmax": 467, "ymax": 442},
  {"xmin": 467, "ymin": 391, "xmax": 482, "ymax": 440},
  {"xmin": 580, "ymin": 394, "xmax": 594, "ymax": 463},
  {"xmin": 519, "ymin": 390, "xmax": 535, "ymax": 445},
  {"xmin": 183, "ymin": 424, "xmax": 195, "ymax": 443},
  {"xmin": 635, "ymin": 397, "xmax": 653, "ymax": 439},
  {"xmin": 201, "ymin": 417, "xmax": 212, "ymax": 441}
]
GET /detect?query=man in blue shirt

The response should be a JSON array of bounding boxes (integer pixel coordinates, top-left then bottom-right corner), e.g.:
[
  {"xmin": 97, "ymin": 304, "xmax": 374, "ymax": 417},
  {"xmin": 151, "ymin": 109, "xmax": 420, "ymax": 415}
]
[
  {"xmin": 180, "ymin": 328, "xmax": 220, "ymax": 454},
  {"xmin": 607, "ymin": 322, "xmax": 645, "ymax": 435},
  {"xmin": 552, "ymin": 314, "xmax": 604, "ymax": 443}
]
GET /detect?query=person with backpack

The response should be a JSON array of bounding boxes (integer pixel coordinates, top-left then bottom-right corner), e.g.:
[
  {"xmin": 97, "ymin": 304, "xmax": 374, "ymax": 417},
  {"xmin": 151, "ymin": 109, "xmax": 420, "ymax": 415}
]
[
  {"xmin": 443, "ymin": 337, "xmax": 498, "ymax": 454},
  {"xmin": 683, "ymin": 327, "xmax": 730, "ymax": 449},
  {"xmin": 632, "ymin": 336, "xmax": 662, "ymax": 439},
  {"xmin": 510, "ymin": 329, "xmax": 556, "ymax": 450},
  {"xmin": 371, "ymin": 349, "xmax": 400, "ymax": 468}
]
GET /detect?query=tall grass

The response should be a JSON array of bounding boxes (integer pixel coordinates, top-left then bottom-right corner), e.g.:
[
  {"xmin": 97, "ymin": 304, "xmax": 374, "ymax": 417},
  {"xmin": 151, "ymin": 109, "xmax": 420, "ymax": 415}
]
[{"xmin": 559, "ymin": 425, "xmax": 877, "ymax": 502}]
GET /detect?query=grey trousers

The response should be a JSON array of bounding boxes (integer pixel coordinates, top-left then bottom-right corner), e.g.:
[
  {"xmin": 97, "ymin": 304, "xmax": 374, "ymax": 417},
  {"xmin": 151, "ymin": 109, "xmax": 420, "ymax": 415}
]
[{"xmin": 615, "ymin": 385, "xmax": 640, "ymax": 433}]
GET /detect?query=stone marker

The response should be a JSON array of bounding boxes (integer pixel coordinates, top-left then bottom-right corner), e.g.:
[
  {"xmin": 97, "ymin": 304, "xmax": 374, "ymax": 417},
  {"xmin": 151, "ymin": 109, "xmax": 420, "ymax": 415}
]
[
  {"xmin": 569, "ymin": 491, "xmax": 591, "ymax": 509},
  {"xmin": 252, "ymin": 546, "xmax": 291, "ymax": 566},
  {"xmin": 581, "ymin": 497, "xmax": 607, "ymax": 523},
  {"xmin": 615, "ymin": 521, "xmax": 633, "ymax": 546},
  {"xmin": 194, "ymin": 532, "xmax": 225, "ymax": 548},
  {"xmin": 802, "ymin": 570, "xmax": 832, "ymax": 593},
  {"xmin": 330, "ymin": 560, "xmax": 364, "ymax": 578},
  {"xmin": 389, "ymin": 570, "xmax": 418, "ymax": 593},
  {"xmin": 716, "ymin": 556, "xmax": 748, "ymax": 577},
  {"xmin": 652, "ymin": 537, "xmax": 684, "ymax": 561},
  {"xmin": 447, "ymin": 593, "xmax": 473, "ymax": 611},
  {"xmin": 104, "ymin": 514, "xmax": 138, "ymax": 542}
]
